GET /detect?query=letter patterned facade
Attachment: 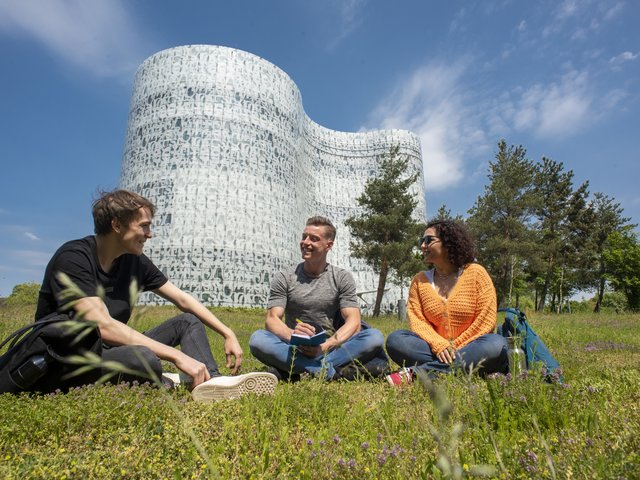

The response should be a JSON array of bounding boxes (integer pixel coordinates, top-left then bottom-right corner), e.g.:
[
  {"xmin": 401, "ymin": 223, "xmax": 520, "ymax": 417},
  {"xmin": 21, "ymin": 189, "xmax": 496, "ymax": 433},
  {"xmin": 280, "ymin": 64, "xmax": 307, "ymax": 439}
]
[{"xmin": 120, "ymin": 45, "xmax": 426, "ymax": 309}]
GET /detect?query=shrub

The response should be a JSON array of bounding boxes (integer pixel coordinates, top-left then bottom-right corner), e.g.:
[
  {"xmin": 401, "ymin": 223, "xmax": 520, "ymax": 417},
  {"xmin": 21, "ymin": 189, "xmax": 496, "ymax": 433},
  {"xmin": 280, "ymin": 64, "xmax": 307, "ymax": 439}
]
[{"xmin": 5, "ymin": 282, "xmax": 41, "ymax": 306}]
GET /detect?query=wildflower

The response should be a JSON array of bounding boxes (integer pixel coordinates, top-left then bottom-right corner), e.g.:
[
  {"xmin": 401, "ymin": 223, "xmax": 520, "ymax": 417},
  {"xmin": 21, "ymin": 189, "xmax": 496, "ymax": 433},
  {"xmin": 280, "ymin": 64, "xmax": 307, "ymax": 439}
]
[
  {"xmin": 333, "ymin": 435, "xmax": 341, "ymax": 444},
  {"xmin": 306, "ymin": 439, "xmax": 313, "ymax": 446},
  {"xmin": 337, "ymin": 458, "xmax": 346, "ymax": 467},
  {"xmin": 361, "ymin": 441, "xmax": 370, "ymax": 450},
  {"xmin": 347, "ymin": 458, "xmax": 356, "ymax": 468},
  {"xmin": 390, "ymin": 444, "xmax": 401, "ymax": 458},
  {"xmin": 376, "ymin": 433, "xmax": 383, "ymax": 442},
  {"xmin": 377, "ymin": 453, "xmax": 388, "ymax": 466}
]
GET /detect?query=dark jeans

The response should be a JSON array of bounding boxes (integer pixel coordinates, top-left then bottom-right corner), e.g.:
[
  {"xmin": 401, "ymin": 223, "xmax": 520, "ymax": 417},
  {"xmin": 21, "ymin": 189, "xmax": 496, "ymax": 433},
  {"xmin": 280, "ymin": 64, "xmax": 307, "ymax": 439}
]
[
  {"xmin": 102, "ymin": 313, "xmax": 220, "ymax": 383},
  {"xmin": 385, "ymin": 330, "xmax": 508, "ymax": 377}
]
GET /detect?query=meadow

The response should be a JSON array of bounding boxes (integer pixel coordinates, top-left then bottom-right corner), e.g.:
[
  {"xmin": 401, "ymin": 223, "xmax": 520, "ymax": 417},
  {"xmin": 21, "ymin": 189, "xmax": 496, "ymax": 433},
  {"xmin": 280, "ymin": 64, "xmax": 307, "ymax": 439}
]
[{"xmin": 0, "ymin": 305, "xmax": 638, "ymax": 479}]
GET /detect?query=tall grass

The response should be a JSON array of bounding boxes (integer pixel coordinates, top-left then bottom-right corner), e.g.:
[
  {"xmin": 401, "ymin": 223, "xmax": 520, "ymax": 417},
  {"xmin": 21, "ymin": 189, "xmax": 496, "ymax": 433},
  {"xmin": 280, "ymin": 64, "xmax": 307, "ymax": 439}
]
[{"xmin": 1, "ymin": 305, "xmax": 638, "ymax": 479}]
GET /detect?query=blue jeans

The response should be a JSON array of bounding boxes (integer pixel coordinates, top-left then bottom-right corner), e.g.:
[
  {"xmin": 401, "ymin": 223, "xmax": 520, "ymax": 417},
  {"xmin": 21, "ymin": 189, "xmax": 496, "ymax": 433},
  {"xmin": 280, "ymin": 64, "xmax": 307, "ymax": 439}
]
[
  {"xmin": 385, "ymin": 330, "xmax": 508, "ymax": 376},
  {"xmin": 102, "ymin": 313, "xmax": 220, "ymax": 382},
  {"xmin": 249, "ymin": 328, "xmax": 385, "ymax": 379}
]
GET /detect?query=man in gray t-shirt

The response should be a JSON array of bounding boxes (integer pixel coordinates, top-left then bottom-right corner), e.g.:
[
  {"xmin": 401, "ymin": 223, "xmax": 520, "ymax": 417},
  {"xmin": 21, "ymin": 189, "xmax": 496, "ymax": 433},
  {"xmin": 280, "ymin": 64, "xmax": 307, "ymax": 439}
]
[{"xmin": 249, "ymin": 216, "xmax": 387, "ymax": 380}]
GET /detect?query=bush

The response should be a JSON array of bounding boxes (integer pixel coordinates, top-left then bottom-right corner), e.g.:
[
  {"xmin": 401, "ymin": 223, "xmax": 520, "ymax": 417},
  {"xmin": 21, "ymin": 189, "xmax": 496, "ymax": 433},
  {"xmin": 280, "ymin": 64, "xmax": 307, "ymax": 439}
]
[
  {"xmin": 601, "ymin": 291, "xmax": 628, "ymax": 313},
  {"xmin": 5, "ymin": 282, "xmax": 41, "ymax": 306}
]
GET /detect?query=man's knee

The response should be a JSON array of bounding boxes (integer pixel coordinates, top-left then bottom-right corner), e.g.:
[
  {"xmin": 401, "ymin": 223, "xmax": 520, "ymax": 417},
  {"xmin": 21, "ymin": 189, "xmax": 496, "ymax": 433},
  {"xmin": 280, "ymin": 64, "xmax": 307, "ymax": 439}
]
[
  {"xmin": 357, "ymin": 328, "xmax": 385, "ymax": 351},
  {"xmin": 249, "ymin": 329, "xmax": 270, "ymax": 355},
  {"xmin": 174, "ymin": 312, "xmax": 200, "ymax": 329},
  {"xmin": 107, "ymin": 345, "xmax": 162, "ymax": 379}
]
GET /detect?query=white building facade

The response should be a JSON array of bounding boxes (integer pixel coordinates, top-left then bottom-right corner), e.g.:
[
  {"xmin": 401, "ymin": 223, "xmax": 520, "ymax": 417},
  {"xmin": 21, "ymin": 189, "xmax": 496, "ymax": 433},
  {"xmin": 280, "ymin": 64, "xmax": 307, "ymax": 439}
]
[{"xmin": 120, "ymin": 45, "xmax": 425, "ymax": 309}]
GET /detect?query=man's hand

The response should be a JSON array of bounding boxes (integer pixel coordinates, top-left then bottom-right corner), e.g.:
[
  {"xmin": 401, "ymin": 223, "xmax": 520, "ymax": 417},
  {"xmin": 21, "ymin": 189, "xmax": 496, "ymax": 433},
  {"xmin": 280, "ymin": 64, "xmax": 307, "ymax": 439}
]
[
  {"xmin": 437, "ymin": 346, "xmax": 456, "ymax": 364},
  {"xmin": 174, "ymin": 353, "xmax": 210, "ymax": 387},
  {"xmin": 293, "ymin": 321, "xmax": 316, "ymax": 337},
  {"xmin": 224, "ymin": 334, "xmax": 243, "ymax": 374}
]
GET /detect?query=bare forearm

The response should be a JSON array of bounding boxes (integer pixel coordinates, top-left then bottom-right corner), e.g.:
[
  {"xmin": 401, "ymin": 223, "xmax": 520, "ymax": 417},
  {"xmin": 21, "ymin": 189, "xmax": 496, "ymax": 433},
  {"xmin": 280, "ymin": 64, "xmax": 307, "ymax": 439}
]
[{"xmin": 265, "ymin": 309, "xmax": 292, "ymax": 341}]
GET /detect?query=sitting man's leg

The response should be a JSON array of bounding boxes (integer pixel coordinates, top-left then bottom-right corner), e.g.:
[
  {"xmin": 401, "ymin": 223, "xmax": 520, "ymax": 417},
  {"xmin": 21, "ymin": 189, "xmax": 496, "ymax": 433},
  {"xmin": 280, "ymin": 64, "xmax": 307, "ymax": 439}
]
[
  {"xmin": 249, "ymin": 329, "xmax": 331, "ymax": 379},
  {"xmin": 325, "ymin": 328, "xmax": 386, "ymax": 379},
  {"xmin": 101, "ymin": 344, "xmax": 163, "ymax": 384},
  {"xmin": 143, "ymin": 313, "xmax": 220, "ymax": 377}
]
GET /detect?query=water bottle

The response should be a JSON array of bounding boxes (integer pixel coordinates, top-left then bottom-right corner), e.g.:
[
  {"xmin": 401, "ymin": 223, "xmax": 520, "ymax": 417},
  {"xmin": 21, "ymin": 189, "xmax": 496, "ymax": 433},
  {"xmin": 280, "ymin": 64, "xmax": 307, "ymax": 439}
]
[
  {"xmin": 11, "ymin": 355, "xmax": 49, "ymax": 389},
  {"xmin": 507, "ymin": 337, "xmax": 526, "ymax": 375}
]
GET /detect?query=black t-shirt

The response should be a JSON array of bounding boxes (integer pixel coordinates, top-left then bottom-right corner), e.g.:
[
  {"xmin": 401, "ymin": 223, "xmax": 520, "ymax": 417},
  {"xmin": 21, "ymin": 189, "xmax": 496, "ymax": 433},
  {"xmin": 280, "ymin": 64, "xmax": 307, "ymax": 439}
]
[{"xmin": 35, "ymin": 236, "xmax": 168, "ymax": 323}]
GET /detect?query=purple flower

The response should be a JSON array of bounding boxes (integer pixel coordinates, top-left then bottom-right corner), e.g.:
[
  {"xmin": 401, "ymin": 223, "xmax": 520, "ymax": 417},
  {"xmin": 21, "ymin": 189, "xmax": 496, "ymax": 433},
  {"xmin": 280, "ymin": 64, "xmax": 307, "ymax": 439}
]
[
  {"xmin": 377, "ymin": 453, "xmax": 388, "ymax": 466},
  {"xmin": 361, "ymin": 441, "xmax": 370, "ymax": 450},
  {"xmin": 337, "ymin": 458, "xmax": 346, "ymax": 467},
  {"xmin": 306, "ymin": 439, "xmax": 313, "ymax": 446},
  {"xmin": 333, "ymin": 435, "xmax": 341, "ymax": 444},
  {"xmin": 347, "ymin": 458, "xmax": 356, "ymax": 468}
]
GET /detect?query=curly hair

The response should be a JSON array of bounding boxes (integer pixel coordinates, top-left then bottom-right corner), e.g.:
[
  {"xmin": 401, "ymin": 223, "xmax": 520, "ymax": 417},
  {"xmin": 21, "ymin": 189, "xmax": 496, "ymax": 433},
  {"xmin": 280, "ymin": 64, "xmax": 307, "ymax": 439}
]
[{"xmin": 425, "ymin": 219, "xmax": 476, "ymax": 268}]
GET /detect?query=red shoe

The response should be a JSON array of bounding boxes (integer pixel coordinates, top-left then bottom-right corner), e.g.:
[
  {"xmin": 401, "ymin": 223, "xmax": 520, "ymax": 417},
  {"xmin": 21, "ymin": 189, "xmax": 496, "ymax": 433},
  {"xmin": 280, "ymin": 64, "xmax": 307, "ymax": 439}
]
[{"xmin": 386, "ymin": 367, "xmax": 414, "ymax": 386}]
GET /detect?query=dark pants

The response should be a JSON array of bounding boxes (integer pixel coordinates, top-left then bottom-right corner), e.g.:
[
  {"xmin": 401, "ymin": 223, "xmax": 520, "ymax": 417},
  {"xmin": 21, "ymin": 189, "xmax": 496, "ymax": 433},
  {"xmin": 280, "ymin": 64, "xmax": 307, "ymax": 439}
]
[{"xmin": 102, "ymin": 313, "xmax": 220, "ymax": 383}]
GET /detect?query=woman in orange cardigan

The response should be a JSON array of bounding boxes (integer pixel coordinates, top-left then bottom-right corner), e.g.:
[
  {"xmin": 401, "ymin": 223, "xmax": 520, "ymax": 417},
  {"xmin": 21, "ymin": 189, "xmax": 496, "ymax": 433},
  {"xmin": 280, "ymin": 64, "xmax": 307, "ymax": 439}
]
[{"xmin": 385, "ymin": 220, "xmax": 508, "ymax": 384}]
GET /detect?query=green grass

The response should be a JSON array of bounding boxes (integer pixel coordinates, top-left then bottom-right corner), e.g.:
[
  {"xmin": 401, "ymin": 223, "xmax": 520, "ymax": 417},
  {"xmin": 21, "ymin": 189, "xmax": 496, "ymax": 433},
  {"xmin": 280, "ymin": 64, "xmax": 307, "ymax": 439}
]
[{"xmin": 1, "ymin": 305, "xmax": 639, "ymax": 479}]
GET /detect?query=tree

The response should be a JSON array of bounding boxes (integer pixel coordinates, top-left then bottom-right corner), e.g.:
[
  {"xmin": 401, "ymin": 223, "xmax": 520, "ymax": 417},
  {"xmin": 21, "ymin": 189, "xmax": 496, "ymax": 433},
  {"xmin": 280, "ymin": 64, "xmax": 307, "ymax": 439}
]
[
  {"xmin": 584, "ymin": 193, "xmax": 633, "ymax": 312},
  {"xmin": 432, "ymin": 204, "xmax": 464, "ymax": 222},
  {"xmin": 5, "ymin": 282, "xmax": 41, "ymax": 306},
  {"xmin": 532, "ymin": 157, "xmax": 590, "ymax": 311},
  {"xmin": 345, "ymin": 145, "xmax": 423, "ymax": 316},
  {"xmin": 467, "ymin": 140, "xmax": 538, "ymax": 307},
  {"xmin": 602, "ymin": 228, "xmax": 640, "ymax": 310}
]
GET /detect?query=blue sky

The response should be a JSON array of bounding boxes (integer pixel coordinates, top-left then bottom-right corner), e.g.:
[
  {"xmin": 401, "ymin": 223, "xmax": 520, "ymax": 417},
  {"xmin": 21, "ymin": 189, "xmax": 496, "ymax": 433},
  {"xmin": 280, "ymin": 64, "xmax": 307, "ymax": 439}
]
[{"xmin": 0, "ymin": 0, "xmax": 638, "ymax": 296}]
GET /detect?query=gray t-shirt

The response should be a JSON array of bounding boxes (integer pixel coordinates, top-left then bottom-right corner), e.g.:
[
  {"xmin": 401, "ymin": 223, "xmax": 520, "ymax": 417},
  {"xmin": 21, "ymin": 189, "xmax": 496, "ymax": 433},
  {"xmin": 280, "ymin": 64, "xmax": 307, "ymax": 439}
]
[{"xmin": 267, "ymin": 263, "xmax": 360, "ymax": 333}]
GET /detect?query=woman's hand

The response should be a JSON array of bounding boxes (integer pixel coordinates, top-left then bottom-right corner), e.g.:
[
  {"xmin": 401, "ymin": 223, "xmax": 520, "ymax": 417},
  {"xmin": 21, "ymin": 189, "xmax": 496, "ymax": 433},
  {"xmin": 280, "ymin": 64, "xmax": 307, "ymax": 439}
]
[{"xmin": 437, "ymin": 346, "xmax": 456, "ymax": 364}]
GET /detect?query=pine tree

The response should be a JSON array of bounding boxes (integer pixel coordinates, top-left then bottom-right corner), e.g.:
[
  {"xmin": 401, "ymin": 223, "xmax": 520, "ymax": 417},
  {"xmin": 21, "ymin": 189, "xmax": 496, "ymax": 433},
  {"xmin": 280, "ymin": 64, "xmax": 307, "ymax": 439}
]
[
  {"xmin": 345, "ymin": 146, "xmax": 423, "ymax": 316},
  {"xmin": 467, "ymin": 140, "xmax": 537, "ymax": 307}
]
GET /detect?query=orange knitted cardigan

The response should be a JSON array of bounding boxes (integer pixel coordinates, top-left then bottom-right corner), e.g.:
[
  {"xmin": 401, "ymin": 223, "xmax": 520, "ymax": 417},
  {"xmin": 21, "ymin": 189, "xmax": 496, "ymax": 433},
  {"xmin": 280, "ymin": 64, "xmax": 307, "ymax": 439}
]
[{"xmin": 407, "ymin": 263, "xmax": 497, "ymax": 355}]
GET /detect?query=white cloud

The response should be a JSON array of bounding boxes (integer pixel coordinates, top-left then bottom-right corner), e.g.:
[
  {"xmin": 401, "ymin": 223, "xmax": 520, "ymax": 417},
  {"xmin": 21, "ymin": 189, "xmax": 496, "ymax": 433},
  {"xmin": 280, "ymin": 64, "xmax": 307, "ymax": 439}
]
[
  {"xmin": 363, "ymin": 60, "xmax": 489, "ymax": 192},
  {"xmin": 325, "ymin": 0, "xmax": 367, "ymax": 50},
  {"xmin": 609, "ymin": 51, "xmax": 639, "ymax": 70},
  {"xmin": 507, "ymin": 70, "xmax": 593, "ymax": 138},
  {"xmin": 24, "ymin": 232, "xmax": 40, "ymax": 241},
  {"xmin": 0, "ymin": 0, "xmax": 147, "ymax": 78}
]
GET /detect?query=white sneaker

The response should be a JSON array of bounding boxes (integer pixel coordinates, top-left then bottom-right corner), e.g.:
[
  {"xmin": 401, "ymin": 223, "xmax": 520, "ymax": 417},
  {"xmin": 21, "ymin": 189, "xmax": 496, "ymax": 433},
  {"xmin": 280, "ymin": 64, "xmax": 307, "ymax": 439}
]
[
  {"xmin": 191, "ymin": 372, "xmax": 278, "ymax": 402},
  {"xmin": 161, "ymin": 372, "xmax": 193, "ymax": 387}
]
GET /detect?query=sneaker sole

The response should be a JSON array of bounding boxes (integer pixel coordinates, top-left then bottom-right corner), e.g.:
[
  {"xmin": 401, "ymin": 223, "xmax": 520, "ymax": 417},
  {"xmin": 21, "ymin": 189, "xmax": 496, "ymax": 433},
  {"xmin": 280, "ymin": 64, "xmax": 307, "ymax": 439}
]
[{"xmin": 191, "ymin": 372, "xmax": 278, "ymax": 402}]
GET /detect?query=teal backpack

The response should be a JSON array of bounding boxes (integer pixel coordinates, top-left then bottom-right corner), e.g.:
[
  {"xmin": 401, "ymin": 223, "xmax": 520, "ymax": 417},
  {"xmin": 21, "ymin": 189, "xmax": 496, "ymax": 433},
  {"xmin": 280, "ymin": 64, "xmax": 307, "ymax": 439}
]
[{"xmin": 497, "ymin": 308, "xmax": 563, "ymax": 382}]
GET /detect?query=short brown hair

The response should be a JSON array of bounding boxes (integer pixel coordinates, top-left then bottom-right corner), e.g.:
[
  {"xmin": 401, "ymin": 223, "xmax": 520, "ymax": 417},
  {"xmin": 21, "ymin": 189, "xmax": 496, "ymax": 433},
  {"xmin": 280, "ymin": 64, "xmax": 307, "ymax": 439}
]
[
  {"xmin": 92, "ymin": 190, "xmax": 155, "ymax": 235},
  {"xmin": 306, "ymin": 216, "xmax": 336, "ymax": 241}
]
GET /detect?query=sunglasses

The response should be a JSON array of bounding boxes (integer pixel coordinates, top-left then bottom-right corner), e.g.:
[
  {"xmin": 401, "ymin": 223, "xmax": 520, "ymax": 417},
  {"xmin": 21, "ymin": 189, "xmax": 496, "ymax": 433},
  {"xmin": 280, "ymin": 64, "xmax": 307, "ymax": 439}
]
[{"xmin": 419, "ymin": 235, "xmax": 439, "ymax": 246}]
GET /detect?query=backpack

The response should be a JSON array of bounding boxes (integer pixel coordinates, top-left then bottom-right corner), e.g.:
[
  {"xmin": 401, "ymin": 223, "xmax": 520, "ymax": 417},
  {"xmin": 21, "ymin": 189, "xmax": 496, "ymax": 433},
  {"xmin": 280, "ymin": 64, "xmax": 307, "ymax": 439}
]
[
  {"xmin": 0, "ymin": 313, "xmax": 102, "ymax": 394},
  {"xmin": 497, "ymin": 307, "xmax": 563, "ymax": 382}
]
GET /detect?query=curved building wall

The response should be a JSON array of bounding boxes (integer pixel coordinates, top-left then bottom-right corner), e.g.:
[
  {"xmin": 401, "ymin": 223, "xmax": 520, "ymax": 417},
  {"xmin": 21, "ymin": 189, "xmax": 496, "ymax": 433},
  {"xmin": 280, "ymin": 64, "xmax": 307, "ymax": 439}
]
[{"xmin": 120, "ymin": 45, "xmax": 425, "ymax": 308}]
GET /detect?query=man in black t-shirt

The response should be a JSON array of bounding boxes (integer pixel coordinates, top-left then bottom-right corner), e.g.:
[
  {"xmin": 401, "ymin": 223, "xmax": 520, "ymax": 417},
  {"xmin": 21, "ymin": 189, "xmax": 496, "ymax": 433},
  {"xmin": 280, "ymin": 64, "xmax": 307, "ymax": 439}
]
[{"xmin": 37, "ymin": 189, "xmax": 276, "ymax": 402}]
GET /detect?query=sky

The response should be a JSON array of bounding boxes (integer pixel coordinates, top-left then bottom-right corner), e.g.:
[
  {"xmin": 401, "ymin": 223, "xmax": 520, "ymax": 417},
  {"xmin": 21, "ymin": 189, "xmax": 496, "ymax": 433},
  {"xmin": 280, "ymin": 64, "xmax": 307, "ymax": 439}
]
[{"xmin": 0, "ymin": 0, "xmax": 638, "ymax": 297}]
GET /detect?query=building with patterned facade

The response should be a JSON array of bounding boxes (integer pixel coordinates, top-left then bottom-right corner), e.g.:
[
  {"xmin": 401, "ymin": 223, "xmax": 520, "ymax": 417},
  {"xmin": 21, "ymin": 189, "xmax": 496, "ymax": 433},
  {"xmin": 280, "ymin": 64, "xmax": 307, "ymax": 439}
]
[{"xmin": 120, "ymin": 45, "xmax": 426, "ymax": 309}]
